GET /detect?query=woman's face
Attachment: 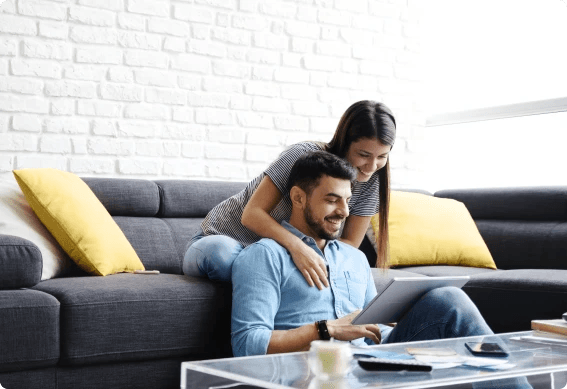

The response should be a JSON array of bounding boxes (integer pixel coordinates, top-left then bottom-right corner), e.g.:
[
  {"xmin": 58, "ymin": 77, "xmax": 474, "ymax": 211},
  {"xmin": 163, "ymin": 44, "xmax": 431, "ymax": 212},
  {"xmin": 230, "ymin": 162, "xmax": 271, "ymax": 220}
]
[{"xmin": 345, "ymin": 138, "xmax": 391, "ymax": 182}]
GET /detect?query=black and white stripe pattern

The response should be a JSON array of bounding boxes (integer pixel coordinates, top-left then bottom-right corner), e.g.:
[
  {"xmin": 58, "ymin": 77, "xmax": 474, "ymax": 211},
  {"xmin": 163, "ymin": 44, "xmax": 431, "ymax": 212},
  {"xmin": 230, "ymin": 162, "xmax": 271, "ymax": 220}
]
[{"xmin": 200, "ymin": 141, "xmax": 380, "ymax": 246}]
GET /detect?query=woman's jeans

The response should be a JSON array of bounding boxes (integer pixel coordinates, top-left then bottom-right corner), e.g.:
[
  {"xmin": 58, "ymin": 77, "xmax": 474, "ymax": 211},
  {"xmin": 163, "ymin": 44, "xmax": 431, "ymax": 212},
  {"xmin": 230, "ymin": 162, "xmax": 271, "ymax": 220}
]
[{"xmin": 183, "ymin": 229, "xmax": 244, "ymax": 282}]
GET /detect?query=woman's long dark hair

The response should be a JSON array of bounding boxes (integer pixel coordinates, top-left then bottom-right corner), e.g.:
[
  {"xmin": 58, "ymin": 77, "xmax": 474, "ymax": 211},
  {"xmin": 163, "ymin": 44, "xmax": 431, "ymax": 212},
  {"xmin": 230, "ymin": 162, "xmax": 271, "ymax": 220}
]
[{"xmin": 326, "ymin": 100, "xmax": 396, "ymax": 269}]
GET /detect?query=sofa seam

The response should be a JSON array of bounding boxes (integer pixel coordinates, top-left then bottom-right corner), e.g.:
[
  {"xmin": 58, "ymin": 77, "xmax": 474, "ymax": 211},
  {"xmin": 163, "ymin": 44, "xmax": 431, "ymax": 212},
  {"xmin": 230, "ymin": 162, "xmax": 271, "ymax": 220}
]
[
  {"xmin": 64, "ymin": 345, "xmax": 202, "ymax": 359},
  {"xmin": 0, "ymin": 305, "xmax": 59, "ymax": 310},
  {"xmin": 57, "ymin": 297, "xmax": 221, "ymax": 307},
  {"xmin": 157, "ymin": 217, "xmax": 185, "ymax": 273},
  {"xmin": 1, "ymin": 356, "xmax": 58, "ymax": 364}
]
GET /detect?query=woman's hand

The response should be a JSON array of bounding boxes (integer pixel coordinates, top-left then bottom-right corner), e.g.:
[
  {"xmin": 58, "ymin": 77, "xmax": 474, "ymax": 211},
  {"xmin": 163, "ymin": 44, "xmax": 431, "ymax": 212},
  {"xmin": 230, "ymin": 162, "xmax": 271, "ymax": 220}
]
[
  {"xmin": 326, "ymin": 310, "xmax": 382, "ymax": 344},
  {"xmin": 289, "ymin": 240, "xmax": 329, "ymax": 290}
]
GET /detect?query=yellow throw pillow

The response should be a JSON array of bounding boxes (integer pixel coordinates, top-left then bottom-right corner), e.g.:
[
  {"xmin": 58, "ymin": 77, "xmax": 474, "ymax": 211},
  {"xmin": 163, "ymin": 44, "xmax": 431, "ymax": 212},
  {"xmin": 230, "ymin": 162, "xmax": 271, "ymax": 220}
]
[
  {"xmin": 13, "ymin": 168, "xmax": 145, "ymax": 276},
  {"xmin": 370, "ymin": 191, "xmax": 496, "ymax": 269}
]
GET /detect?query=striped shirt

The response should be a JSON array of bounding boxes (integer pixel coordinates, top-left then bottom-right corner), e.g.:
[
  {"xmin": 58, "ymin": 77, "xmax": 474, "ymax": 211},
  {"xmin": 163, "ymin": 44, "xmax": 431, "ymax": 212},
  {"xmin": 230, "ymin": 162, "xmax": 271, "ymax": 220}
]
[{"xmin": 200, "ymin": 141, "xmax": 381, "ymax": 246}]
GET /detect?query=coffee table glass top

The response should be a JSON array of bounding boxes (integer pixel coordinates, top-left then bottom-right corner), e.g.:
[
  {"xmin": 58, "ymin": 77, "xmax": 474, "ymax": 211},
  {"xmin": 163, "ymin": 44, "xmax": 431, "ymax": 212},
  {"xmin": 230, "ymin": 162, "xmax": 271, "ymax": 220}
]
[{"xmin": 182, "ymin": 331, "xmax": 567, "ymax": 389}]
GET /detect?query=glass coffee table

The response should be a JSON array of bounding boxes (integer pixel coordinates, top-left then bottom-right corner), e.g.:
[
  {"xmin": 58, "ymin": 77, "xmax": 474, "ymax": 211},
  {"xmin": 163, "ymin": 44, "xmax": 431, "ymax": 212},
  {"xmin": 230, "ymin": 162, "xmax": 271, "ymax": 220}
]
[{"xmin": 181, "ymin": 332, "xmax": 567, "ymax": 389}]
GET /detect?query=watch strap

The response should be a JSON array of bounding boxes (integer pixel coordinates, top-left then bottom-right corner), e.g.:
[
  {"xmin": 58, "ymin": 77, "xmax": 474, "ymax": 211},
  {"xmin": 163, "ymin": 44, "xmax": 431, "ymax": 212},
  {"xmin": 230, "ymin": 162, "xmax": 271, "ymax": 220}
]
[{"xmin": 316, "ymin": 320, "xmax": 331, "ymax": 341}]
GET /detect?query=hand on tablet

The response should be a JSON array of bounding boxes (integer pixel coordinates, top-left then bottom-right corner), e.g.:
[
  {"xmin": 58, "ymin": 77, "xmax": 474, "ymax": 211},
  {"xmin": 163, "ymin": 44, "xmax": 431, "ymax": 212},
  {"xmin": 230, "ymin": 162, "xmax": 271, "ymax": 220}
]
[{"xmin": 327, "ymin": 310, "xmax": 382, "ymax": 344}]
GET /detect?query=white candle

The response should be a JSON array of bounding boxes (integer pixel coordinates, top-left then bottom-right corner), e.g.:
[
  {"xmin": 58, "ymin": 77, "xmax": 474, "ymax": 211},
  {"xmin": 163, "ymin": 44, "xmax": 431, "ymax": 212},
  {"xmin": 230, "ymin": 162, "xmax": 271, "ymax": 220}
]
[{"xmin": 308, "ymin": 340, "xmax": 353, "ymax": 378}]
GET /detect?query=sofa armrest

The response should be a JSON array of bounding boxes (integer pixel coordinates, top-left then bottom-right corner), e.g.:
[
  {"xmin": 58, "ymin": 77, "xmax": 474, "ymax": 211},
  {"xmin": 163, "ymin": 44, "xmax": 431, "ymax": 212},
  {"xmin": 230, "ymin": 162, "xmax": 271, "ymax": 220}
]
[{"xmin": 0, "ymin": 234, "xmax": 42, "ymax": 289}]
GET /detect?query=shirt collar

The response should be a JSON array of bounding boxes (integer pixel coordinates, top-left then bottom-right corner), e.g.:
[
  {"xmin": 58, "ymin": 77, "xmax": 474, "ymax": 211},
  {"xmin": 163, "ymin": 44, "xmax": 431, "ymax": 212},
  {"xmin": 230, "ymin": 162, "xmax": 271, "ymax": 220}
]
[{"xmin": 281, "ymin": 221, "xmax": 340, "ymax": 250}]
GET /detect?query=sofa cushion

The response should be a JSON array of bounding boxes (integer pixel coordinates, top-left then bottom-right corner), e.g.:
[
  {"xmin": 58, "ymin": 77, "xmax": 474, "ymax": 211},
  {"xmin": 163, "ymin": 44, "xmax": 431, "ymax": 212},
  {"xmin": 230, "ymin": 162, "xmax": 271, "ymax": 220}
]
[
  {"xmin": 111, "ymin": 217, "xmax": 205, "ymax": 275},
  {"xmin": 0, "ymin": 368, "xmax": 56, "ymax": 389},
  {"xmin": 369, "ymin": 191, "xmax": 496, "ymax": 269},
  {"xmin": 0, "ymin": 235, "xmax": 42, "ymax": 289},
  {"xmin": 83, "ymin": 178, "xmax": 160, "ymax": 217},
  {"xmin": 474, "ymin": 220, "xmax": 567, "ymax": 270},
  {"xmin": 56, "ymin": 357, "xmax": 187, "ymax": 389},
  {"xmin": 155, "ymin": 180, "xmax": 246, "ymax": 218},
  {"xmin": 161, "ymin": 218, "xmax": 204, "ymax": 264},
  {"xmin": 13, "ymin": 168, "xmax": 145, "ymax": 276},
  {"xmin": 463, "ymin": 269, "xmax": 567, "ymax": 333},
  {"xmin": 33, "ymin": 274, "xmax": 232, "ymax": 366},
  {"xmin": 435, "ymin": 187, "xmax": 567, "ymax": 221},
  {"xmin": 0, "ymin": 289, "xmax": 59, "ymax": 372},
  {"xmin": 113, "ymin": 217, "xmax": 182, "ymax": 274}
]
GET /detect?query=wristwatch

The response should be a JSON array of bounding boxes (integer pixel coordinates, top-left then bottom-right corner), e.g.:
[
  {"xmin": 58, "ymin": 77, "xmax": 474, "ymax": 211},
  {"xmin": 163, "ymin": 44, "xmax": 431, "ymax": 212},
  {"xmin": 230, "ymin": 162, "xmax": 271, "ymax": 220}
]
[{"xmin": 316, "ymin": 320, "xmax": 331, "ymax": 341}]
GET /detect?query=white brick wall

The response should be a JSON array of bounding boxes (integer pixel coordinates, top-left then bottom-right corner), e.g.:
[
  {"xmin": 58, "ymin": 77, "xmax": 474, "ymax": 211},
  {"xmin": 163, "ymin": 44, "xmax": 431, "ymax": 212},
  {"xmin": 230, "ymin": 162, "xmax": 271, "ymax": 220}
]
[{"xmin": 0, "ymin": 0, "xmax": 425, "ymax": 187}]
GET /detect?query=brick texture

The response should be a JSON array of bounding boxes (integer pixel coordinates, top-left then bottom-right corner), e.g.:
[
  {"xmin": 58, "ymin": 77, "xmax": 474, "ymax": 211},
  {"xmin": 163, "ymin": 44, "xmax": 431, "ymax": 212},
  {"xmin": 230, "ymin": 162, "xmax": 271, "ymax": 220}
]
[{"xmin": 0, "ymin": 0, "xmax": 424, "ymax": 186}]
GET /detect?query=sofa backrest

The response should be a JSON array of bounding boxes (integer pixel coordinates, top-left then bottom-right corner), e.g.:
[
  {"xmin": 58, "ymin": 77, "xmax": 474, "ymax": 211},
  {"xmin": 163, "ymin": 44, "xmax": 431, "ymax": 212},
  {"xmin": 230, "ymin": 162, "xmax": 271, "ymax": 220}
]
[
  {"xmin": 83, "ymin": 178, "xmax": 247, "ymax": 275},
  {"xmin": 435, "ymin": 187, "xmax": 567, "ymax": 270}
]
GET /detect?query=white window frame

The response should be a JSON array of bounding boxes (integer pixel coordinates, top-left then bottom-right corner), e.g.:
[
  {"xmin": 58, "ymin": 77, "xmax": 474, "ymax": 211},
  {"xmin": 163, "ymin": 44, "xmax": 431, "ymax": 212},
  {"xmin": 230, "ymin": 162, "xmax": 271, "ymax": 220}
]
[{"xmin": 426, "ymin": 97, "xmax": 567, "ymax": 127}]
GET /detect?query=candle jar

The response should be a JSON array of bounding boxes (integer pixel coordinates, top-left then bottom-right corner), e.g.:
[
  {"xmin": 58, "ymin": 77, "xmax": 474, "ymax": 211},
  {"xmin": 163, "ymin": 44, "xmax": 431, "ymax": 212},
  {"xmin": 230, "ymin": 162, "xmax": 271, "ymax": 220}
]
[{"xmin": 308, "ymin": 340, "xmax": 353, "ymax": 379}]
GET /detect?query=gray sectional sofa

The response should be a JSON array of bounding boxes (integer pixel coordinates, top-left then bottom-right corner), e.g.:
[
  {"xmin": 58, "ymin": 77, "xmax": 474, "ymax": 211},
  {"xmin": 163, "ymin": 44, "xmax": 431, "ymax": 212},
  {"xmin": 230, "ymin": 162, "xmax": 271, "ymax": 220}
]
[{"xmin": 1, "ymin": 178, "xmax": 567, "ymax": 389}]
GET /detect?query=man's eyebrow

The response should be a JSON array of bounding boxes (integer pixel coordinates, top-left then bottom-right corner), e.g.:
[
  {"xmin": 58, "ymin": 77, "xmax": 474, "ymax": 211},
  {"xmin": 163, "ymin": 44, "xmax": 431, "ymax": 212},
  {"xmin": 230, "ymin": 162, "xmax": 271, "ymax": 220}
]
[{"xmin": 325, "ymin": 193, "xmax": 351, "ymax": 200}]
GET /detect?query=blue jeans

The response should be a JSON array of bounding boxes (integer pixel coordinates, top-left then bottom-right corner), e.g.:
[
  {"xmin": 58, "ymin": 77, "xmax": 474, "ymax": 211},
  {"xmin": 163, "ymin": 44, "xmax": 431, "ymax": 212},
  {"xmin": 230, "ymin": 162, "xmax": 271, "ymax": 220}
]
[
  {"xmin": 182, "ymin": 229, "xmax": 244, "ymax": 282},
  {"xmin": 382, "ymin": 287, "xmax": 492, "ymax": 343},
  {"xmin": 382, "ymin": 287, "xmax": 532, "ymax": 389}
]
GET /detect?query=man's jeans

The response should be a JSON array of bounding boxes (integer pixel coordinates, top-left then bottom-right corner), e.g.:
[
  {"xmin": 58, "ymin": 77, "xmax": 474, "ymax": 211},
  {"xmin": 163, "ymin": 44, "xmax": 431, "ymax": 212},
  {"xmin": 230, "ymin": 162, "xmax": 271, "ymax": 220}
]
[
  {"xmin": 381, "ymin": 287, "xmax": 532, "ymax": 389},
  {"xmin": 182, "ymin": 229, "xmax": 244, "ymax": 282},
  {"xmin": 382, "ymin": 286, "xmax": 492, "ymax": 343}
]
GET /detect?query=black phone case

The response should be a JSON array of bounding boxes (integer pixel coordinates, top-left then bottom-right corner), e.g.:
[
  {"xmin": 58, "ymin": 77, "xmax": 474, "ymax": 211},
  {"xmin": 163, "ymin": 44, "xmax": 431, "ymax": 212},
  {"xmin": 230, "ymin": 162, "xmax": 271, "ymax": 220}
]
[{"xmin": 464, "ymin": 342, "xmax": 508, "ymax": 357}]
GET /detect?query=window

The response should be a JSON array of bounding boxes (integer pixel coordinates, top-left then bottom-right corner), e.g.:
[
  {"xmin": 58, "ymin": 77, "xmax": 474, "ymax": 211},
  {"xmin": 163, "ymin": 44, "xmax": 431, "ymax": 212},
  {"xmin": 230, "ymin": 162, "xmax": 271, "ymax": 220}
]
[{"xmin": 421, "ymin": 0, "xmax": 567, "ymax": 190}]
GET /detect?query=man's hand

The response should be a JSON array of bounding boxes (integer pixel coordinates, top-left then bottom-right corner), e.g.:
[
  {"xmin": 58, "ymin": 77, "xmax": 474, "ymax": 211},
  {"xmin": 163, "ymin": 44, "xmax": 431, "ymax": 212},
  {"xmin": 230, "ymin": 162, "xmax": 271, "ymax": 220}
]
[
  {"xmin": 326, "ymin": 311, "xmax": 381, "ymax": 344},
  {"xmin": 289, "ymin": 241, "xmax": 329, "ymax": 290}
]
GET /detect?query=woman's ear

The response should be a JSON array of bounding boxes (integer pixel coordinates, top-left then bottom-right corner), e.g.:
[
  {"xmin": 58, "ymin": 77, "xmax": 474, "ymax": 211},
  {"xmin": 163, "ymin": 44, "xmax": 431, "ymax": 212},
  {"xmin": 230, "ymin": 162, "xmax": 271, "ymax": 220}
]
[{"xmin": 289, "ymin": 186, "xmax": 306, "ymax": 209}]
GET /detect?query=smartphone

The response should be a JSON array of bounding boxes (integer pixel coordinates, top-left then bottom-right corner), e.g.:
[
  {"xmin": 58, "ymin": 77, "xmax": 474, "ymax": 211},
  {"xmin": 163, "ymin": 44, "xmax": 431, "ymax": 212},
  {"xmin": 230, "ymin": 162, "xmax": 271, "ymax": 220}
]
[{"xmin": 464, "ymin": 342, "xmax": 509, "ymax": 357}]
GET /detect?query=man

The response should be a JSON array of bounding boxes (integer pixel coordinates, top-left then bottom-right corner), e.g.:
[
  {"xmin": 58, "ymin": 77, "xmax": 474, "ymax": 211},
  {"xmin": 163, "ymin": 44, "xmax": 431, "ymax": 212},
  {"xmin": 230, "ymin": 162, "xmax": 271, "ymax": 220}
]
[{"xmin": 230, "ymin": 151, "xmax": 493, "ymax": 357}]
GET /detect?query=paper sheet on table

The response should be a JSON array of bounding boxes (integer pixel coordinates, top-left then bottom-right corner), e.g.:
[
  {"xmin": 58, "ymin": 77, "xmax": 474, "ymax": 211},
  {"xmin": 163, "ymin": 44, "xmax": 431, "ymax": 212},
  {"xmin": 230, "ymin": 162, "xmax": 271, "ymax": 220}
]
[
  {"xmin": 461, "ymin": 356, "xmax": 511, "ymax": 367},
  {"xmin": 406, "ymin": 347, "xmax": 457, "ymax": 356},
  {"xmin": 413, "ymin": 355, "xmax": 466, "ymax": 369},
  {"xmin": 413, "ymin": 355, "xmax": 512, "ymax": 370}
]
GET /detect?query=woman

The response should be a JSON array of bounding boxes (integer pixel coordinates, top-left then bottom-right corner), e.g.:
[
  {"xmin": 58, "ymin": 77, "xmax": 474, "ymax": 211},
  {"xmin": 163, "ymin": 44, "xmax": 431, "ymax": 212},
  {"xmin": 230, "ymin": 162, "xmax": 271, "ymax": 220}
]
[{"xmin": 183, "ymin": 100, "xmax": 396, "ymax": 289}]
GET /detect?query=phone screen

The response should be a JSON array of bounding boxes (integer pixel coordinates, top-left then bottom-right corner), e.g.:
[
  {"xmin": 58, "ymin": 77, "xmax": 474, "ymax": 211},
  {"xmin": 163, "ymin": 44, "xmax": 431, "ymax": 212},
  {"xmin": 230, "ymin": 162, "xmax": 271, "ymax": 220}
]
[{"xmin": 465, "ymin": 342, "xmax": 508, "ymax": 356}]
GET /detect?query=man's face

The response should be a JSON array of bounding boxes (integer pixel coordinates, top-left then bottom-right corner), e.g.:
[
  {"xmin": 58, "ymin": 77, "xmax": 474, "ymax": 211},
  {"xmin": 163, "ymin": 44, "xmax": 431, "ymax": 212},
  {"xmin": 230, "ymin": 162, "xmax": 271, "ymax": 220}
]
[{"xmin": 303, "ymin": 175, "xmax": 352, "ymax": 240}]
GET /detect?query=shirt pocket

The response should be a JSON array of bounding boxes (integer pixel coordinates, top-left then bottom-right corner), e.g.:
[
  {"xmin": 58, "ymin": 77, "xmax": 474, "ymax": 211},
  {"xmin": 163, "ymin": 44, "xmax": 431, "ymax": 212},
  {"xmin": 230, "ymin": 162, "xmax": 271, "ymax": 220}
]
[{"xmin": 344, "ymin": 271, "xmax": 367, "ymax": 309}]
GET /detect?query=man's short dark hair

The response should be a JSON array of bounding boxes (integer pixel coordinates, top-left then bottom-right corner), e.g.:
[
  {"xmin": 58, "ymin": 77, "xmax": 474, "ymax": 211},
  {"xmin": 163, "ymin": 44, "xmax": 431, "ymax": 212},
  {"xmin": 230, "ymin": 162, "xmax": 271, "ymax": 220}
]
[{"xmin": 286, "ymin": 151, "xmax": 357, "ymax": 196}]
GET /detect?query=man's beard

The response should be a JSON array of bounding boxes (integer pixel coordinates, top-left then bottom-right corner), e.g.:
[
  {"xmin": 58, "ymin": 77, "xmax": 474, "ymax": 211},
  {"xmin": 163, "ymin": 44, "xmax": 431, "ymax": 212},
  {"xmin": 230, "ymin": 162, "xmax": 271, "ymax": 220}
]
[{"xmin": 304, "ymin": 204, "xmax": 343, "ymax": 241}]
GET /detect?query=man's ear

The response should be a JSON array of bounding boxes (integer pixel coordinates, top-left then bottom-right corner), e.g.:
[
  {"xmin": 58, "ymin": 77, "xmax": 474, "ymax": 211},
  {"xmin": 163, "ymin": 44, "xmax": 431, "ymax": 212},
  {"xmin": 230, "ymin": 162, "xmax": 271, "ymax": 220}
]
[{"xmin": 289, "ymin": 186, "xmax": 307, "ymax": 209}]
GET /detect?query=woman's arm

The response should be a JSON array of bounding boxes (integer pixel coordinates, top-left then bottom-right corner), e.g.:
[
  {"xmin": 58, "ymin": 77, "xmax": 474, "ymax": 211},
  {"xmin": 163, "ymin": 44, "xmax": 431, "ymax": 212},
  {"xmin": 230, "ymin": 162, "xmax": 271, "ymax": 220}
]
[
  {"xmin": 340, "ymin": 215, "xmax": 372, "ymax": 248},
  {"xmin": 241, "ymin": 176, "xmax": 329, "ymax": 290}
]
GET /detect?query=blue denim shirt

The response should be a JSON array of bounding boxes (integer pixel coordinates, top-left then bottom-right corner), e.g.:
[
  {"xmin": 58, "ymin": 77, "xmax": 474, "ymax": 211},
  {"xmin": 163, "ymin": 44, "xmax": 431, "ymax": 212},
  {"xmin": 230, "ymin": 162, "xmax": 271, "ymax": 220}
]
[{"xmin": 231, "ymin": 221, "xmax": 378, "ymax": 357}]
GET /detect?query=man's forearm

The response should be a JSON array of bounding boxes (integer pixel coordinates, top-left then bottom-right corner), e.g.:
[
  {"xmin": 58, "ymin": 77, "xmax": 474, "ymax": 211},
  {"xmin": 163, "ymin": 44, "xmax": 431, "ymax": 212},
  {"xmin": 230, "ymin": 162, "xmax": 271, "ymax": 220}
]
[{"xmin": 267, "ymin": 323, "xmax": 320, "ymax": 354}]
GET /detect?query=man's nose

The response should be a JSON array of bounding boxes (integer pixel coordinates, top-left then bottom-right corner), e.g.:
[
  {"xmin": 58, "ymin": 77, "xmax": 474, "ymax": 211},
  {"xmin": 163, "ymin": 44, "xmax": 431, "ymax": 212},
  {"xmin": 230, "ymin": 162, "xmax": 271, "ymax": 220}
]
[{"xmin": 338, "ymin": 200, "xmax": 349, "ymax": 218}]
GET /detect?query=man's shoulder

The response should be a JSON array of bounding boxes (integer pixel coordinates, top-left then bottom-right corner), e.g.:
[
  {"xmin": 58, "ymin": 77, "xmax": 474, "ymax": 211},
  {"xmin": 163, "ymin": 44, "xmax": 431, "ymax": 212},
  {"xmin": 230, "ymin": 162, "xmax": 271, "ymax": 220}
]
[
  {"xmin": 241, "ymin": 238, "xmax": 288, "ymax": 259},
  {"xmin": 335, "ymin": 241, "xmax": 369, "ymax": 264},
  {"xmin": 234, "ymin": 238, "xmax": 290, "ymax": 275}
]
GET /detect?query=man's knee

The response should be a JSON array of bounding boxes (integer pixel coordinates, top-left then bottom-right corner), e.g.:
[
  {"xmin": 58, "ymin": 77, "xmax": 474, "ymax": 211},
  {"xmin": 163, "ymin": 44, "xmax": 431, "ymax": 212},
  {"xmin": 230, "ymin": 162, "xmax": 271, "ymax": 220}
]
[{"xmin": 421, "ymin": 287, "xmax": 475, "ymax": 313}]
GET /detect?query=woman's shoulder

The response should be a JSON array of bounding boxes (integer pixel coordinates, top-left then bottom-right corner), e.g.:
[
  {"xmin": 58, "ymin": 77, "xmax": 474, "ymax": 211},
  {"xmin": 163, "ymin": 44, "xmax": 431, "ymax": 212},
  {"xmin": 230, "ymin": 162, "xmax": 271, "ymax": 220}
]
[{"xmin": 286, "ymin": 141, "xmax": 327, "ymax": 153}]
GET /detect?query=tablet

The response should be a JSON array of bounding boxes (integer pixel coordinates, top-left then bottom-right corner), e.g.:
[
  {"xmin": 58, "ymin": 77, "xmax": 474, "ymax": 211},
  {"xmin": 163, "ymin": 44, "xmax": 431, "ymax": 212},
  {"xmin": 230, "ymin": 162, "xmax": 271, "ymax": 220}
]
[{"xmin": 352, "ymin": 276, "xmax": 470, "ymax": 325}]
